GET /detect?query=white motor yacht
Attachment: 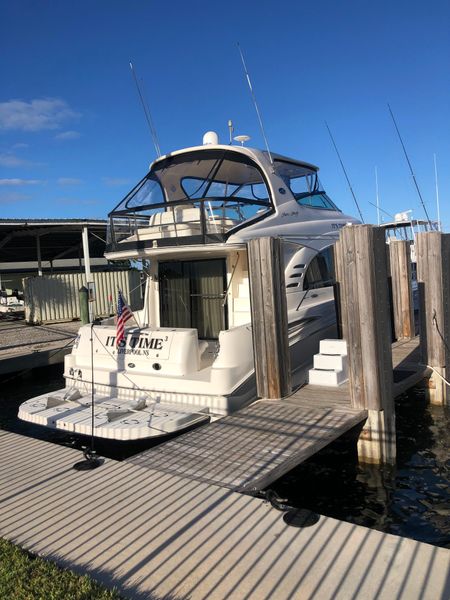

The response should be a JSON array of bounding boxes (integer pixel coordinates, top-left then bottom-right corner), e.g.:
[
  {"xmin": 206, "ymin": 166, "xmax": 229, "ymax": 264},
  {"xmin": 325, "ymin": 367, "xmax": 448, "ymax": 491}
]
[{"xmin": 19, "ymin": 133, "xmax": 359, "ymax": 440}]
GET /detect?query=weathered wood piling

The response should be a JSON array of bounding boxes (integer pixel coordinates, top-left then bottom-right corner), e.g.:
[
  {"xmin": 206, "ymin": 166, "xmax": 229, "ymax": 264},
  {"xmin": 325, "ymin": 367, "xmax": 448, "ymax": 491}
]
[
  {"xmin": 335, "ymin": 225, "xmax": 395, "ymax": 465},
  {"xmin": 416, "ymin": 231, "xmax": 450, "ymax": 406},
  {"xmin": 246, "ymin": 226, "xmax": 448, "ymax": 465},
  {"xmin": 389, "ymin": 239, "xmax": 415, "ymax": 340},
  {"xmin": 247, "ymin": 237, "xmax": 291, "ymax": 399}
]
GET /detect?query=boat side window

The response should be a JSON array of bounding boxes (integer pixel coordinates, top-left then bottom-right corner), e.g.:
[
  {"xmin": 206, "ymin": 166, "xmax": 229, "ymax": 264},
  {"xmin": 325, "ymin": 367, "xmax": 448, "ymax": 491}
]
[{"xmin": 303, "ymin": 247, "xmax": 335, "ymax": 290}]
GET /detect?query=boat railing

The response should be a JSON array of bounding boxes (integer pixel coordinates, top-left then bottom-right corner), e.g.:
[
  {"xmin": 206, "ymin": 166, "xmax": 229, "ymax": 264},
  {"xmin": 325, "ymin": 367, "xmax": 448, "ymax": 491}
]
[{"xmin": 107, "ymin": 198, "xmax": 268, "ymax": 251}]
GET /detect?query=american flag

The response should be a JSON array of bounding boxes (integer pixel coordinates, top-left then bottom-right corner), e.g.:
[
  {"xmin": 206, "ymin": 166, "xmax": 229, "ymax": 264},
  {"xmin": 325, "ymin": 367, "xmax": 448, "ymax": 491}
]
[{"xmin": 116, "ymin": 290, "xmax": 133, "ymax": 347}]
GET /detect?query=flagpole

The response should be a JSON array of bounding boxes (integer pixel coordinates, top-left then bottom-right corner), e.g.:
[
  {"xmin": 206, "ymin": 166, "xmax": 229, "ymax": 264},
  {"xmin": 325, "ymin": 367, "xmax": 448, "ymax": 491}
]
[{"xmin": 73, "ymin": 322, "xmax": 103, "ymax": 470}]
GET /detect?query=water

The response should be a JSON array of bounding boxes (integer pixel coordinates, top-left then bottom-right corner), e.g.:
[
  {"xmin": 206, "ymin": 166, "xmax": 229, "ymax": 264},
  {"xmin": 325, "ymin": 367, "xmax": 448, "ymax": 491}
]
[
  {"xmin": 270, "ymin": 389, "xmax": 450, "ymax": 549},
  {"xmin": 1, "ymin": 365, "xmax": 449, "ymax": 548}
]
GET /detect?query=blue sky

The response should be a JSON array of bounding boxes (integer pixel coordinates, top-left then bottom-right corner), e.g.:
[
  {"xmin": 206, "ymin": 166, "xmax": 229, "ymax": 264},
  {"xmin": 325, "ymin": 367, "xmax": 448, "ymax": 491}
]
[{"xmin": 1, "ymin": 0, "xmax": 449, "ymax": 228}]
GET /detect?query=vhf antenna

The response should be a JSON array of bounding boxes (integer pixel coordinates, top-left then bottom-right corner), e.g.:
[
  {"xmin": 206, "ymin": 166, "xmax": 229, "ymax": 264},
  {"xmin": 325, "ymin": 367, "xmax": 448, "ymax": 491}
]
[
  {"xmin": 129, "ymin": 62, "xmax": 161, "ymax": 158},
  {"xmin": 228, "ymin": 119, "xmax": 234, "ymax": 144},
  {"xmin": 237, "ymin": 43, "xmax": 273, "ymax": 166},
  {"xmin": 387, "ymin": 103, "xmax": 431, "ymax": 227},
  {"xmin": 325, "ymin": 121, "xmax": 365, "ymax": 223}
]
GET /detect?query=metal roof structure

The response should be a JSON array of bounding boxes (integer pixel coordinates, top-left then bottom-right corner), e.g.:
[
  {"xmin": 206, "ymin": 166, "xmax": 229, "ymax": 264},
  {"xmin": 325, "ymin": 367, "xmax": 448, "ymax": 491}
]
[{"xmin": 0, "ymin": 219, "xmax": 108, "ymax": 264}]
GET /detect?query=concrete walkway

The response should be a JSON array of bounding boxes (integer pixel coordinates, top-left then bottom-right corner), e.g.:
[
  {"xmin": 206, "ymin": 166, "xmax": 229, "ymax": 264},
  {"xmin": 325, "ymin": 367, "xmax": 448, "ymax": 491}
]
[{"xmin": 0, "ymin": 430, "xmax": 449, "ymax": 600}]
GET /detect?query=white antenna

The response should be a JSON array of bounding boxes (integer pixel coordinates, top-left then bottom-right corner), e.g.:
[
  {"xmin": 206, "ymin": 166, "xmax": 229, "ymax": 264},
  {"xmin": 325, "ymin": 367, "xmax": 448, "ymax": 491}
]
[
  {"xmin": 129, "ymin": 62, "xmax": 161, "ymax": 157},
  {"xmin": 237, "ymin": 43, "xmax": 273, "ymax": 165},
  {"xmin": 375, "ymin": 166, "xmax": 381, "ymax": 225},
  {"xmin": 434, "ymin": 153, "xmax": 441, "ymax": 231},
  {"xmin": 228, "ymin": 120, "xmax": 234, "ymax": 144}
]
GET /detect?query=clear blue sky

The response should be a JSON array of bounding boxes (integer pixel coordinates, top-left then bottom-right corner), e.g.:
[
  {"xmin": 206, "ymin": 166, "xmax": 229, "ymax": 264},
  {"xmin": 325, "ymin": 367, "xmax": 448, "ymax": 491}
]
[{"xmin": 1, "ymin": 0, "xmax": 449, "ymax": 228}]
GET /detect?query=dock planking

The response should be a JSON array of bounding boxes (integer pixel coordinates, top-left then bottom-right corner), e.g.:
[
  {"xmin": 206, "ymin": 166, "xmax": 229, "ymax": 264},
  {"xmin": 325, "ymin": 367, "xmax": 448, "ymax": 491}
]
[
  {"xmin": 129, "ymin": 336, "xmax": 428, "ymax": 491},
  {"xmin": 129, "ymin": 400, "xmax": 367, "ymax": 492},
  {"xmin": 1, "ymin": 430, "xmax": 449, "ymax": 600}
]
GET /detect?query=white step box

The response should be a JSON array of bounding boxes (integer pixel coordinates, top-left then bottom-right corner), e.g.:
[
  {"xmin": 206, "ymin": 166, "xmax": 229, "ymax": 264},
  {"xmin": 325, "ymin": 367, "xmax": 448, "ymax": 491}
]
[
  {"xmin": 309, "ymin": 339, "xmax": 348, "ymax": 387},
  {"xmin": 319, "ymin": 339, "xmax": 348, "ymax": 355},
  {"xmin": 314, "ymin": 353, "xmax": 348, "ymax": 371}
]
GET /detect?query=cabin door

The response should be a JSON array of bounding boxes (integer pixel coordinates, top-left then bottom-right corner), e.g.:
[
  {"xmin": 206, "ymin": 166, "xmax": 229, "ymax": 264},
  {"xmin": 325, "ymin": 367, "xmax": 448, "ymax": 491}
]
[{"xmin": 159, "ymin": 258, "xmax": 228, "ymax": 340}]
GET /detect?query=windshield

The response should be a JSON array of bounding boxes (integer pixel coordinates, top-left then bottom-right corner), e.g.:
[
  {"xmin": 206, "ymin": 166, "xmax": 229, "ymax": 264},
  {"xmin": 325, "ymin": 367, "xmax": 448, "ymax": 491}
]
[
  {"xmin": 113, "ymin": 149, "xmax": 271, "ymax": 213},
  {"xmin": 274, "ymin": 160, "xmax": 340, "ymax": 211}
]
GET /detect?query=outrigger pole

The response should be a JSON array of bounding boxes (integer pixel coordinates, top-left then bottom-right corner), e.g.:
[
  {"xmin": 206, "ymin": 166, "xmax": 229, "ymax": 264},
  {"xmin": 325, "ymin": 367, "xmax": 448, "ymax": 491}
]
[
  {"xmin": 387, "ymin": 104, "xmax": 432, "ymax": 227},
  {"xmin": 325, "ymin": 121, "xmax": 365, "ymax": 223},
  {"xmin": 237, "ymin": 43, "xmax": 274, "ymax": 167},
  {"xmin": 129, "ymin": 61, "xmax": 162, "ymax": 158},
  {"xmin": 434, "ymin": 153, "xmax": 441, "ymax": 231}
]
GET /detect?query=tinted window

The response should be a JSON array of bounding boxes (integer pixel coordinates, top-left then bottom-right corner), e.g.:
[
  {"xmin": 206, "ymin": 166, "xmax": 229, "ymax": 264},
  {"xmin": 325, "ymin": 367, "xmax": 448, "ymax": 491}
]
[{"xmin": 304, "ymin": 247, "xmax": 335, "ymax": 289}]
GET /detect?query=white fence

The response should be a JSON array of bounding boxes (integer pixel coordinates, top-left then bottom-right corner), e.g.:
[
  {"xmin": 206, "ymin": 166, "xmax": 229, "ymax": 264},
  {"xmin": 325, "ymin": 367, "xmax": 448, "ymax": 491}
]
[{"xmin": 23, "ymin": 270, "xmax": 142, "ymax": 324}]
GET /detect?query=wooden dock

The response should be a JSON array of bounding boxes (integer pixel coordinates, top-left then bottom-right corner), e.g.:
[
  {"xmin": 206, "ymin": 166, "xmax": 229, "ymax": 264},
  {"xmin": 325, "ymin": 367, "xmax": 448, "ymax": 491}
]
[
  {"xmin": 0, "ymin": 320, "xmax": 78, "ymax": 375},
  {"xmin": 392, "ymin": 336, "xmax": 431, "ymax": 396},
  {"xmin": 1, "ymin": 430, "xmax": 448, "ymax": 600},
  {"xmin": 128, "ymin": 336, "xmax": 428, "ymax": 492},
  {"xmin": 129, "ymin": 400, "xmax": 367, "ymax": 492}
]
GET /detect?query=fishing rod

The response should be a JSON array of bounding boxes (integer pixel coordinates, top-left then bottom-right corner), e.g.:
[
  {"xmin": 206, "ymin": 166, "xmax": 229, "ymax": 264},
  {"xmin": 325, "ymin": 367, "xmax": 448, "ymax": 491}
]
[
  {"xmin": 325, "ymin": 121, "xmax": 364, "ymax": 223},
  {"xmin": 129, "ymin": 61, "xmax": 162, "ymax": 158},
  {"xmin": 387, "ymin": 103, "xmax": 431, "ymax": 227}
]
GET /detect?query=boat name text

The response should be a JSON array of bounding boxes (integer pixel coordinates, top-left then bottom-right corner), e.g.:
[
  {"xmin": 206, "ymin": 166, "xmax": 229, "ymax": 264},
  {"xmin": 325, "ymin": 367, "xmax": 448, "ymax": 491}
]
[{"xmin": 105, "ymin": 335, "xmax": 167, "ymax": 355}]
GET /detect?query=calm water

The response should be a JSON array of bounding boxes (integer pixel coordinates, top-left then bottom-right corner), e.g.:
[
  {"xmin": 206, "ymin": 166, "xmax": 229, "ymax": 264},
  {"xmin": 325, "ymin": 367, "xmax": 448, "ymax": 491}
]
[{"xmin": 1, "ymin": 365, "xmax": 449, "ymax": 548}]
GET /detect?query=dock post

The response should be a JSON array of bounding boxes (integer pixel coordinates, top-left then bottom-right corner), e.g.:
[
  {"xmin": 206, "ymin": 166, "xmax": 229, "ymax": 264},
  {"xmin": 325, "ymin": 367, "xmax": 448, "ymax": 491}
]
[
  {"xmin": 79, "ymin": 286, "xmax": 89, "ymax": 325},
  {"xmin": 416, "ymin": 232, "xmax": 450, "ymax": 406},
  {"xmin": 389, "ymin": 240, "xmax": 415, "ymax": 340},
  {"xmin": 247, "ymin": 237, "xmax": 291, "ymax": 399},
  {"xmin": 335, "ymin": 225, "xmax": 395, "ymax": 464}
]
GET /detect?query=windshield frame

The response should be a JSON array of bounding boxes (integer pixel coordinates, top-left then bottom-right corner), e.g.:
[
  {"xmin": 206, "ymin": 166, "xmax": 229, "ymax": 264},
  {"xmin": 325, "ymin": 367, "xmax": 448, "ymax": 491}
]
[{"xmin": 109, "ymin": 148, "xmax": 274, "ymax": 216}]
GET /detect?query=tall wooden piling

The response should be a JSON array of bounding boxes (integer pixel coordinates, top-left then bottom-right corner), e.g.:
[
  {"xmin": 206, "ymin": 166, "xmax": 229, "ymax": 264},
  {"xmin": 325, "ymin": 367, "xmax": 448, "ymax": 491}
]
[
  {"xmin": 389, "ymin": 240, "xmax": 415, "ymax": 340},
  {"xmin": 335, "ymin": 225, "xmax": 395, "ymax": 464},
  {"xmin": 247, "ymin": 237, "xmax": 291, "ymax": 399},
  {"xmin": 416, "ymin": 231, "xmax": 450, "ymax": 406}
]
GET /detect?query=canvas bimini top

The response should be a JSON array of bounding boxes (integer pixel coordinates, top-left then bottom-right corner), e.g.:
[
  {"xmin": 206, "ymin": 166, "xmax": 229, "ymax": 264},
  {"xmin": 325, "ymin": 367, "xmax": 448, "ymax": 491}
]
[{"xmin": 106, "ymin": 142, "xmax": 345, "ymax": 257}]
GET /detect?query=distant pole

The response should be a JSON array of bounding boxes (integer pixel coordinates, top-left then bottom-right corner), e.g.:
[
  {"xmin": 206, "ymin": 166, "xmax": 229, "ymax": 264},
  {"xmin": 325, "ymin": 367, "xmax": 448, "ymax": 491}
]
[
  {"xmin": 375, "ymin": 166, "xmax": 381, "ymax": 226},
  {"xmin": 36, "ymin": 234, "xmax": 43, "ymax": 276},
  {"xmin": 434, "ymin": 154, "xmax": 441, "ymax": 231}
]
